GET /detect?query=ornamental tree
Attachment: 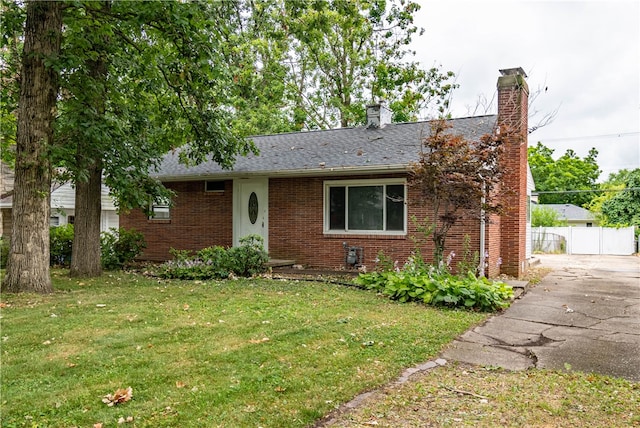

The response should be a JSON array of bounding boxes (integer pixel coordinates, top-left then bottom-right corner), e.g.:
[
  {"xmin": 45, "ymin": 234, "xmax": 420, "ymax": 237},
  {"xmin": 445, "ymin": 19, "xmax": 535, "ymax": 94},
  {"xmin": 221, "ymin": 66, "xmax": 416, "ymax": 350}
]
[{"xmin": 409, "ymin": 119, "xmax": 504, "ymax": 267}]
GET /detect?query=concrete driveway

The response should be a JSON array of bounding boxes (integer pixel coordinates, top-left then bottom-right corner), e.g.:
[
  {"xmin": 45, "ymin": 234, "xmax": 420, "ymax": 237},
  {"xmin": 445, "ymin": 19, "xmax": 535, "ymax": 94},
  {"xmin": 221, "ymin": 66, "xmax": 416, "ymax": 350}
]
[{"xmin": 441, "ymin": 254, "xmax": 640, "ymax": 381}]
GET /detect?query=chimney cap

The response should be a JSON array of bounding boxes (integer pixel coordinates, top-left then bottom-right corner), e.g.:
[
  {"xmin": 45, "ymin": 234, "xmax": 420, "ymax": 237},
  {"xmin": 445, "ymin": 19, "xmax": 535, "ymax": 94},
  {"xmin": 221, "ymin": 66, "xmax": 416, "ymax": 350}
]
[{"xmin": 499, "ymin": 67, "xmax": 527, "ymax": 78}]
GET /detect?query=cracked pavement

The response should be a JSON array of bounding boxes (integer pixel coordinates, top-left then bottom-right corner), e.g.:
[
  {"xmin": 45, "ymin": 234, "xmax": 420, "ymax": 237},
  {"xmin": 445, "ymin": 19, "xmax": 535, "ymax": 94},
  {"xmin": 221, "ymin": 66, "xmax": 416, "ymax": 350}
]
[{"xmin": 441, "ymin": 254, "xmax": 640, "ymax": 381}]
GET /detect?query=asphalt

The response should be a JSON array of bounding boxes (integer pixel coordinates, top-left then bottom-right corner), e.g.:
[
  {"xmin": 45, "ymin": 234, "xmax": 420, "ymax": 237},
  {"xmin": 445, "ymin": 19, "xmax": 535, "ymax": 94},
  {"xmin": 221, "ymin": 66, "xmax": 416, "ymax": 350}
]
[{"xmin": 441, "ymin": 254, "xmax": 640, "ymax": 382}]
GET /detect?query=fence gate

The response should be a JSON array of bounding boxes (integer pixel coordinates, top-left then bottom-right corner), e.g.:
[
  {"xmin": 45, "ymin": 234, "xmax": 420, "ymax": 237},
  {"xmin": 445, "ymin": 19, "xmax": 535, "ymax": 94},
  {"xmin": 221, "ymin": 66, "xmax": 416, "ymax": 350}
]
[{"xmin": 532, "ymin": 226, "xmax": 635, "ymax": 255}]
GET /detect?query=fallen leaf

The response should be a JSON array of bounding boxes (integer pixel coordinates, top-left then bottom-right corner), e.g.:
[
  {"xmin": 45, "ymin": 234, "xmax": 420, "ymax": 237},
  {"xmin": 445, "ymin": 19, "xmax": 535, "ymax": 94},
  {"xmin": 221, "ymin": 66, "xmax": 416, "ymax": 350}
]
[
  {"xmin": 249, "ymin": 337, "xmax": 270, "ymax": 344},
  {"xmin": 102, "ymin": 387, "xmax": 133, "ymax": 406},
  {"xmin": 0, "ymin": 302, "xmax": 9, "ymax": 308},
  {"xmin": 183, "ymin": 304, "xmax": 190, "ymax": 311},
  {"xmin": 274, "ymin": 386, "xmax": 286, "ymax": 392},
  {"xmin": 94, "ymin": 423, "xmax": 103, "ymax": 428},
  {"xmin": 176, "ymin": 381, "xmax": 186, "ymax": 388}
]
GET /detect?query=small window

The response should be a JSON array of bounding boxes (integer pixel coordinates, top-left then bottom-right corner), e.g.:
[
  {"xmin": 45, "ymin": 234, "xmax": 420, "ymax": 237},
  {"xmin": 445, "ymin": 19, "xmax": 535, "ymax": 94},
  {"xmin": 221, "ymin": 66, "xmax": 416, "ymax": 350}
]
[
  {"xmin": 325, "ymin": 179, "xmax": 406, "ymax": 234},
  {"xmin": 205, "ymin": 180, "xmax": 225, "ymax": 192},
  {"xmin": 68, "ymin": 215, "xmax": 75, "ymax": 225},
  {"xmin": 586, "ymin": 222, "xmax": 593, "ymax": 227},
  {"xmin": 149, "ymin": 198, "xmax": 171, "ymax": 220},
  {"xmin": 50, "ymin": 216, "xmax": 60, "ymax": 227}
]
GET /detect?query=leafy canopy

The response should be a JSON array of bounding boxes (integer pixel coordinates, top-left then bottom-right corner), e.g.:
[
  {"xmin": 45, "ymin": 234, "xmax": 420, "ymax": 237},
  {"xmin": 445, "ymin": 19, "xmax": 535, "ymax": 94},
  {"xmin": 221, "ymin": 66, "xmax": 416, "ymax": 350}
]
[
  {"xmin": 528, "ymin": 142, "xmax": 601, "ymax": 207},
  {"xmin": 597, "ymin": 168, "xmax": 640, "ymax": 232}
]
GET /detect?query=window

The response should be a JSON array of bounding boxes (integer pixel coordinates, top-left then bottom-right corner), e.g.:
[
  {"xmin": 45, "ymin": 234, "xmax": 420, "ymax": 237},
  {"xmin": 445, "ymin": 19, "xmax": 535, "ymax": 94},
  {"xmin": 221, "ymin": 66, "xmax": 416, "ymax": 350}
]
[
  {"xmin": 325, "ymin": 179, "xmax": 406, "ymax": 234},
  {"xmin": 149, "ymin": 198, "xmax": 171, "ymax": 220},
  {"xmin": 205, "ymin": 180, "xmax": 225, "ymax": 192},
  {"xmin": 50, "ymin": 216, "xmax": 60, "ymax": 227},
  {"xmin": 68, "ymin": 215, "xmax": 75, "ymax": 225}
]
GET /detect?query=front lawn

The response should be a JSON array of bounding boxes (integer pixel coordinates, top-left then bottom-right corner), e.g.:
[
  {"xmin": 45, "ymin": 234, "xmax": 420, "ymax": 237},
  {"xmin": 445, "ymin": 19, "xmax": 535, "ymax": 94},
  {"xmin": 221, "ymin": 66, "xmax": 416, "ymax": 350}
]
[{"xmin": 0, "ymin": 270, "xmax": 486, "ymax": 427}]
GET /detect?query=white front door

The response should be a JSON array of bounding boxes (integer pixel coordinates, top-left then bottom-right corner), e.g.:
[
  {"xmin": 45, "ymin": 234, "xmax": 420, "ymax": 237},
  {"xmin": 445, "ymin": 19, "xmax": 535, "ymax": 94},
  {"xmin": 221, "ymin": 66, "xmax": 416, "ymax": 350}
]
[{"xmin": 233, "ymin": 178, "xmax": 268, "ymax": 250}]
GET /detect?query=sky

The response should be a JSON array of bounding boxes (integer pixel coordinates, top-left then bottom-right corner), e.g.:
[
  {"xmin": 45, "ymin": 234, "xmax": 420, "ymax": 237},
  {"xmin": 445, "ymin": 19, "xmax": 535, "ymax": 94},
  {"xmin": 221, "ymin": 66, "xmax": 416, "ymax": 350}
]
[{"xmin": 410, "ymin": 0, "xmax": 640, "ymax": 180}]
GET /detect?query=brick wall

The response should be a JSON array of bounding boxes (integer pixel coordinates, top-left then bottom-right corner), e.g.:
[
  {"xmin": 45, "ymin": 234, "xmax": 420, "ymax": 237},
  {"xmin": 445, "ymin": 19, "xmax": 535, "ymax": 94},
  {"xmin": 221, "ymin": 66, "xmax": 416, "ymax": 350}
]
[
  {"xmin": 270, "ymin": 174, "xmax": 483, "ymax": 270},
  {"xmin": 120, "ymin": 180, "xmax": 233, "ymax": 260},
  {"xmin": 122, "ymin": 174, "xmax": 486, "ymax": 273}
]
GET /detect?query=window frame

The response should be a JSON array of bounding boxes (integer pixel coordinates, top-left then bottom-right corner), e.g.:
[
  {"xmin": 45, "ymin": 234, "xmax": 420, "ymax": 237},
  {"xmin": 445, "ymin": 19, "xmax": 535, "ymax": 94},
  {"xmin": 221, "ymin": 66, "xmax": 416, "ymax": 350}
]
[
  {"xmin": 148, "ymin": 198, "xmax": 171, "ymax": 221},
  {"xmin": 205, "ymin": 180, "xmax": 225, "ymax": 193},
  {"xmin": 323, "ymin": 178, "xmax": 407, "ymax": 235}
]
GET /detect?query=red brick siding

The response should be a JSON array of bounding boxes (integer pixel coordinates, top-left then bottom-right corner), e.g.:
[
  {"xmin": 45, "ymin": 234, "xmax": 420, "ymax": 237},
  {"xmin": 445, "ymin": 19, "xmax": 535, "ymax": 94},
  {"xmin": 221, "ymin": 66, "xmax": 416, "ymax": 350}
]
[
  {"xmin": 119, "ymin": 180, "xmax": 233, "ymax": 260},
  {"xmin": 121, "ymin": 174, "xmax": 490, "ymax": 274}
]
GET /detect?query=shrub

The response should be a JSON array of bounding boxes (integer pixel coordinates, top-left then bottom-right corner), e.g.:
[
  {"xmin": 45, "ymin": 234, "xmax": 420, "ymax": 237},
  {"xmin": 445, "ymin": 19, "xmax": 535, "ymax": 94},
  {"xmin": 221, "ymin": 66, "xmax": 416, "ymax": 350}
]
[
  {"xmin": 157, "ymin": 234, "xmax": 268, "ymax": 280},
  {"xmin": 100, "ymin": 228, "xmax": 146, "ymax": 270},
  {"xmin": 0, "ymin": 236, "xmax": 9, "ymax": 269},
  {"xmin": 227, "ymin": 235, "xmax": 269, "ymax": 277},
  {"xmin": 50, "ymin": 224, "xmax": 74, "ymax": 267},
  {"xmin": 355, "ymin": 258, "xmax": 513, "ymax": 312}
]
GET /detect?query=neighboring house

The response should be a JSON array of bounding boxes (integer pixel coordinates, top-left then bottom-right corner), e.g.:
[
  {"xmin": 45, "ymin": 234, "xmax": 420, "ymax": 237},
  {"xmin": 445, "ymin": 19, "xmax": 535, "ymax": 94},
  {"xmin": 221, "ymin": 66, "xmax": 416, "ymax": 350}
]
[
  {"xmin": 0, "ymin": 171, "xmax": 119, "ymax": 239},
  {"xmin": 0, "ymin": 162, "xmax": 15, "ymax": 236},
  {"xmin": 49, "ymin": 182, "xmax": 119, "ymax": 230},
  {"xmin": 121, "ymin": 67, "xmax": 532, "ymax": 278},
  {"xmin": 536, "ymin": 203, "xmax": 599, "ymax": 227}
]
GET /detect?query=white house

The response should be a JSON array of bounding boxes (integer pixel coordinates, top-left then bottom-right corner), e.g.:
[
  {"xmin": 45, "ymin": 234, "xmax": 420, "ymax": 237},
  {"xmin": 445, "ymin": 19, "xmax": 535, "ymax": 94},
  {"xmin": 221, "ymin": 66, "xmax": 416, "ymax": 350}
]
[
  {"xmin": 49, "ymin": 182, "xmax": 119, "ymax": 231},
  {"xmin": 0, "ymin": 164, "xmax": 118, "ymax": 237}
]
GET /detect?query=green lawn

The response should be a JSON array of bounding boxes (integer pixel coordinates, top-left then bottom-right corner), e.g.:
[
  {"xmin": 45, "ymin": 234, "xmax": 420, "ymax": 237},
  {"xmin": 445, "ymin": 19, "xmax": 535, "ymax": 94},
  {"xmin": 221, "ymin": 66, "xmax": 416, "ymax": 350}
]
[{"xmin": 0, "ymin": 270, "xmax": 486, "ymax": 427}]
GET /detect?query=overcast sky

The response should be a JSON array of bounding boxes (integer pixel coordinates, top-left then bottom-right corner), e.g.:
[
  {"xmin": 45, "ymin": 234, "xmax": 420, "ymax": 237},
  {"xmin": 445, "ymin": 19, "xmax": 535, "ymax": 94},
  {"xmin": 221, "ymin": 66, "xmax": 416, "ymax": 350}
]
[{"xmin": 410, "ymin": 0, "xmax": 640, "ymax": 180}]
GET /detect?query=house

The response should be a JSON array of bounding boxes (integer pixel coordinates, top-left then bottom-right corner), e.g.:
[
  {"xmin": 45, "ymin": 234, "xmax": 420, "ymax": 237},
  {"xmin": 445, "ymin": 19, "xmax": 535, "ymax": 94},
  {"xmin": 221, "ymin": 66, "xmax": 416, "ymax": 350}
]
[
  {"xmin": 121, "ymin": 67, "xmax": 532, "ymax": 278},
  {"xmin": 0, "ymin": 168, "xmax": 119, "ymax": 239},
  {"xmin": 535, "ymin": 203, "xmax": 599, "ymax": 227},
  {"xmin": 0, "ymin": 162, "xmax": 15, "ymax": 237}
]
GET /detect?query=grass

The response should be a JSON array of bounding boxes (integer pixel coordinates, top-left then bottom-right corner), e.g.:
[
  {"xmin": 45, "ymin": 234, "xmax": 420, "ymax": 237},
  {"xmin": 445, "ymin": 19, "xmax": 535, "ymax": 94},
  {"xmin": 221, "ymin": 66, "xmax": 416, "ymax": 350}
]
[
  {"xmin": 0, "ymin": 270, "xmax": 486, "ymax": 427},
  {"xmin": 323, "ymin": 362, "xmax": 640, "ymax": 427}
]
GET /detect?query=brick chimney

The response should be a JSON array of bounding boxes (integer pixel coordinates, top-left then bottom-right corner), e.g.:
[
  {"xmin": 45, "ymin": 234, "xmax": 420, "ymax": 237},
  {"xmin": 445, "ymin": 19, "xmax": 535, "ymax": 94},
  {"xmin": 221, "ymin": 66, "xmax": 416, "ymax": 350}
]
[{"xmin": 497, "ymin": 67, "xmax": 529, "ymax": 277}]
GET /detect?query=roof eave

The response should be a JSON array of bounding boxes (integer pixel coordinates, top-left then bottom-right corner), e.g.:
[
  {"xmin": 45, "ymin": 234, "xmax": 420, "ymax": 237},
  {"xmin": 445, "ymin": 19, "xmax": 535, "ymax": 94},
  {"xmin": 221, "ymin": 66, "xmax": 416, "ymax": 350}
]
[{"xmin": 153, "ymin": 164, "xmax": 411, "ymax": 182}]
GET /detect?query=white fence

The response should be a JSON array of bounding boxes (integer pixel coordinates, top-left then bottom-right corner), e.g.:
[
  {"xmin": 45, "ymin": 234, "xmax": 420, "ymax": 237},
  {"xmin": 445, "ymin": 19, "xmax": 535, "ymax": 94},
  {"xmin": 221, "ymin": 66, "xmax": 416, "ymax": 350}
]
[{"xmin": 532, "ymin": 226, "xmax": 636, "ymax": 255}]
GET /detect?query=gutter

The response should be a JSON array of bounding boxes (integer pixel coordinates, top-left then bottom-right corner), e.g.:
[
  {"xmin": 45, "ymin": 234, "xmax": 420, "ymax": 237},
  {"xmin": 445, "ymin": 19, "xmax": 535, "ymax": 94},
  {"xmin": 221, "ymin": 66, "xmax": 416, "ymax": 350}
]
[{"xmin": 153, "ymin": 163, "xmax": 411, "ymax": 182}]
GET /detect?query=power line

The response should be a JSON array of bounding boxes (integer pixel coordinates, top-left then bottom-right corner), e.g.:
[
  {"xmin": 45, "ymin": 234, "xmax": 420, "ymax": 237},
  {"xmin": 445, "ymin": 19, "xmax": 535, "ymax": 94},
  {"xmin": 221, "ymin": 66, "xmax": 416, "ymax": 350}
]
[
  {"xmin": 534, "ymin": 187, "xmax": 640, "ymax": 195},
  {"xmin": 537, "ymin": 131, "xmax": 639, "ymax": 142}
]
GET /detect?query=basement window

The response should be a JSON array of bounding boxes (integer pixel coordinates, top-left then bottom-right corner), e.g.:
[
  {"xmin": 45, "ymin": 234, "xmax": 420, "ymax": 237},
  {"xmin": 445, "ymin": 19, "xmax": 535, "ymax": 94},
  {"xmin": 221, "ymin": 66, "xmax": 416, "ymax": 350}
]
[
  {"xmin": 324, "ymin": 178, "xmax": 406, "ymax": 234},
  {"xmin": 205, "ymin": 180, "xmax": 225, "ymax": 192}
]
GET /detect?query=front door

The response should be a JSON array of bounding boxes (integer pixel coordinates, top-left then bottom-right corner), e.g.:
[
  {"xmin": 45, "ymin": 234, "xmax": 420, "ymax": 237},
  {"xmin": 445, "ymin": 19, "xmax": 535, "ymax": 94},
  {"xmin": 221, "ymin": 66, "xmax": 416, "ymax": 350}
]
[{"xmin": 233, "ymin": 178, "xmax": 268, "ymax": 250}]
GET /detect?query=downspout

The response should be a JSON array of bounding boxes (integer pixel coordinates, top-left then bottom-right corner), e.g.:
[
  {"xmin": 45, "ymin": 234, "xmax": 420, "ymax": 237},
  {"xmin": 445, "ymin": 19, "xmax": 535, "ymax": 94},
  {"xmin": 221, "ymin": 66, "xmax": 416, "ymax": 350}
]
[{"xmin": 479, "ymin": 175, "xmax": 486, "ymax": 277}]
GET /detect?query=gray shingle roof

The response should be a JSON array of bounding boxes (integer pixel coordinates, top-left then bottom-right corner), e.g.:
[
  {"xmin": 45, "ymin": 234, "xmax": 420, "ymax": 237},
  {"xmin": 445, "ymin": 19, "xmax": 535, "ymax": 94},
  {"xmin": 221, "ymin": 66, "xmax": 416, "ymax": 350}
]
[
  {"xmin": 538, "ymin": 204, "xmax": 596, "ymax": 221},
  {"xmin": 152, "ymin": 115, "xmax": 497, "ymax": 180}
]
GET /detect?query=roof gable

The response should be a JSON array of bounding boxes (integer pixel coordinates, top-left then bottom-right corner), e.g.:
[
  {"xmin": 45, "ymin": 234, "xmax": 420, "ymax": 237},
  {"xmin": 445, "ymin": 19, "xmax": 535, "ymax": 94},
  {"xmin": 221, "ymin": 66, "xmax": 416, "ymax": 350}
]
[{"xmin": 153, "ymin": 115, "xmax": 498, "ymax": 180}]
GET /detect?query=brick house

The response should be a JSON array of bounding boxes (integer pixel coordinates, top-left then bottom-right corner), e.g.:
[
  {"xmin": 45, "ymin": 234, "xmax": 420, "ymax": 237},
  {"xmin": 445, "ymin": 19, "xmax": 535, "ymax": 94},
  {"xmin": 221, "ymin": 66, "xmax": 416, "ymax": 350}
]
[{"xmin": 121, "ymin": 67, "xmax": 532, "ymax": 278}]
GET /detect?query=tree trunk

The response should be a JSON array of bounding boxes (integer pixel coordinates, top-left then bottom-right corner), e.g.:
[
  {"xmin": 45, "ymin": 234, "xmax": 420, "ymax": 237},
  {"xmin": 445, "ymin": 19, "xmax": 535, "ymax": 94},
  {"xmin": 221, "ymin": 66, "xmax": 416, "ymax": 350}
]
[
  {"xmin": 69, "ymin": 0, "xmax": 110, "ymax": 278},
  {"xmin": 70, "ymin": 165, "xmax": 103, "ymax": 277},
  {"xmin": 2, "ymin": 1, "xmax": 62, "ymax": 294}
]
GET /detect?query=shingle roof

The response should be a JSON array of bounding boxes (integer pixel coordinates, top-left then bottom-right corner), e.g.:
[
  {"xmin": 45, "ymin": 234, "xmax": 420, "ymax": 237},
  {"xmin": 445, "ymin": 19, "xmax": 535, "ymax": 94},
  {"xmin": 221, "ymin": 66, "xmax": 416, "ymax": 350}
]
[
  {"xmin": 152, "ymin": 115, "xmax": 498, "ymax": 180},
  {"xmin": 538, "ymin": 204, "xmax": 596, "ymax": 221}
]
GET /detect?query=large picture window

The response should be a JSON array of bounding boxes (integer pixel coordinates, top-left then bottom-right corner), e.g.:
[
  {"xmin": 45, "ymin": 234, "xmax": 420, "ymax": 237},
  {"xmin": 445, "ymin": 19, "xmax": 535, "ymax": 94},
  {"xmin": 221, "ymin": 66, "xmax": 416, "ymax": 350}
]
[{"xmin": 325, "ymin": 179, "xmax": 406, "ymax": 234}]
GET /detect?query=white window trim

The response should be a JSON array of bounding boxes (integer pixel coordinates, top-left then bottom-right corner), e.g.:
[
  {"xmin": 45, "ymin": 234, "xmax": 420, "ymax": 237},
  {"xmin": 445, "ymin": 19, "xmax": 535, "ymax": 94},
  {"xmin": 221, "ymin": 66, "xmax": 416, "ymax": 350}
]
[{"xmin": 323, "ymin": 178, "xmax": 407, "ymax": 235}]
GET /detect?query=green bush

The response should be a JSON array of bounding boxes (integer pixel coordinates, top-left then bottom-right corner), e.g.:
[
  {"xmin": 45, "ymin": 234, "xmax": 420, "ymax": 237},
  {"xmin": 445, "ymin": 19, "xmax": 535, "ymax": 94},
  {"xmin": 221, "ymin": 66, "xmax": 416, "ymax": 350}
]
[
  {"xmin": 0, "ymin": 236, "xmax": 9, "ymax": 269},
  {"xmin": 355, "ymin": 256, "xmax": 513, "ymax": 312},
  {"xmin": 158, "ymin": 234, "xmax": 268, "ymax": 280},
  {"xmin": 50, "ymin": 224, "xmax": 74, "ymax": 267},
  {"xmin": 100, "ymin": 227, "xmax": 146, "ymax": 270}
]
